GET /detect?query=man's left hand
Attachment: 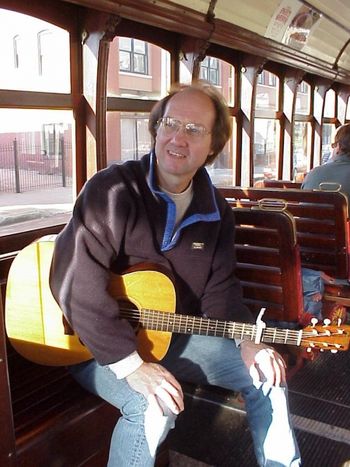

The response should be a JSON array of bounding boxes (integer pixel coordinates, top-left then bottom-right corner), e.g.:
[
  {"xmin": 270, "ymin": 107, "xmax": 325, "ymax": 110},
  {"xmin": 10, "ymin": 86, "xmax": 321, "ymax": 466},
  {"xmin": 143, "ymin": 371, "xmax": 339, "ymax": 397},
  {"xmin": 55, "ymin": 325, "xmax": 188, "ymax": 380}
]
[{"xmin": 239, "ymin": 340, "xmax": 287, "ymax": 387}]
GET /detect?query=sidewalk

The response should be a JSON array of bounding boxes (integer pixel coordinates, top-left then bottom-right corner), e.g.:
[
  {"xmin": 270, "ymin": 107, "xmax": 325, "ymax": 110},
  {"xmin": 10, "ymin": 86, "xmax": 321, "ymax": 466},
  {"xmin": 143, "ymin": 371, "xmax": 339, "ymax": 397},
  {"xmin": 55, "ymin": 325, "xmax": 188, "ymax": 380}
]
[{"xmin": 0, "ymin": 187, "xmax": 73, "ymax": 228}]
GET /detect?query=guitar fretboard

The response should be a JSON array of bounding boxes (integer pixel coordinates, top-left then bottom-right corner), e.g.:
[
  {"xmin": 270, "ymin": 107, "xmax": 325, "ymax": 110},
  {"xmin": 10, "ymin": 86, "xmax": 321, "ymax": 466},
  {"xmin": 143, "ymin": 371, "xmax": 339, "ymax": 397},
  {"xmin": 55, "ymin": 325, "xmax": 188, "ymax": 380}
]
[{"xmin": 120, "ymin": 308, "xmax": 307, "ymax": 346}]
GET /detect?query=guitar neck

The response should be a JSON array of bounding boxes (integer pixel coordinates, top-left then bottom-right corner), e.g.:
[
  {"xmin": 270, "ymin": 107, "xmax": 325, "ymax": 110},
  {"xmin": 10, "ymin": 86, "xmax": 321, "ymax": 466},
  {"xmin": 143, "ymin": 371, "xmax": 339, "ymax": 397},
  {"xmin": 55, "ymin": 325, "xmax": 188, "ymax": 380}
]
[{"xmin": 121, "ymin": 308, "xmax": 304, "ymax": 347}]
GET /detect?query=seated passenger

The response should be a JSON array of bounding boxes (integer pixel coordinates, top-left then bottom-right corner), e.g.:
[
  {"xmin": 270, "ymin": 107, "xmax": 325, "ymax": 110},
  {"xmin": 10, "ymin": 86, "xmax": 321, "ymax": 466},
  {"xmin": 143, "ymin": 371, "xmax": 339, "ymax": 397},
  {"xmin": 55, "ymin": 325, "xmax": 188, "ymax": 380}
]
[
  {"xmin": 302, "ymin": 123, "xmax": 350, "ymax": 209},
  {"xmin": 50, "ymin": 81, "xmax": 300, "ymax": 467}
]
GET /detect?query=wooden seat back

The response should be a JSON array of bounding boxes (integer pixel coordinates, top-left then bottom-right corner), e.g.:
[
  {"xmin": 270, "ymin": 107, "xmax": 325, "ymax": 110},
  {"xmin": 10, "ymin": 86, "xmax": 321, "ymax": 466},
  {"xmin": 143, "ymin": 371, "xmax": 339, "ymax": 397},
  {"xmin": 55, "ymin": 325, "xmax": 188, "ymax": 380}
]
[
  {"xmin": 221, "ymin": 187, "xmax": 350, "ymax": 280},
  {"xmin": 233, "ymin": 207, "xmax": 303, "ymax": 322},
  {"xmin": 262, "ymin": 180, "xmax": 302, "ymax": 189}
]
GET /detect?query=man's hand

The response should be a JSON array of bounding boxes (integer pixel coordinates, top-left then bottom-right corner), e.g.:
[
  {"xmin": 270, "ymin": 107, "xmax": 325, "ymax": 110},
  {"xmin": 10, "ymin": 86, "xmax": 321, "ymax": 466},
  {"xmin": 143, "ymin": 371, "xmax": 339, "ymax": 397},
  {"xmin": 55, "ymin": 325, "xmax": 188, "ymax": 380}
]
[
  {"xmin": 126, "ymin": 362, "xmax": 184, "ymax": 416},
  {"xmin": 240, "ymin": 340, "xmax": 287, "ymax": 387}
]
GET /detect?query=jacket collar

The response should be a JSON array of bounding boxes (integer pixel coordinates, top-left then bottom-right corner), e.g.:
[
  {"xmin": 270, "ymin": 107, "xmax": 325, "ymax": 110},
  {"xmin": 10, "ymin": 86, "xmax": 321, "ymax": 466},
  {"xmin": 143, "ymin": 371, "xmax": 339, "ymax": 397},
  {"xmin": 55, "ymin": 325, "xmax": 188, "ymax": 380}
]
[{"xmin": 147, "ymin": 150, "xmax": 220, "ymax": 251}]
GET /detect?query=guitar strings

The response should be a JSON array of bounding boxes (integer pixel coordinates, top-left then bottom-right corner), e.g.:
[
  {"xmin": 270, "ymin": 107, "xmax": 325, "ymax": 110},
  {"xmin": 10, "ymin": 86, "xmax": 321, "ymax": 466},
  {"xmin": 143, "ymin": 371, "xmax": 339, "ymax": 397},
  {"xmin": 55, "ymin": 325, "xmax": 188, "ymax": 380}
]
[{"xmin": 118, "ymin": 307, "xmax": 346, "ymax": 347}]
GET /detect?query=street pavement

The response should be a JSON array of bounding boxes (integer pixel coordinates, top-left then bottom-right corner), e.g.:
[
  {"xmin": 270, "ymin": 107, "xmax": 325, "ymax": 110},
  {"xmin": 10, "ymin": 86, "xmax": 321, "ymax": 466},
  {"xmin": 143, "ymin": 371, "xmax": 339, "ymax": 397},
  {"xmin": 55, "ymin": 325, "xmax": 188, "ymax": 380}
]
[{"xmin": 0, "ymin": 187, "xmax": 73, "ymax": 228}]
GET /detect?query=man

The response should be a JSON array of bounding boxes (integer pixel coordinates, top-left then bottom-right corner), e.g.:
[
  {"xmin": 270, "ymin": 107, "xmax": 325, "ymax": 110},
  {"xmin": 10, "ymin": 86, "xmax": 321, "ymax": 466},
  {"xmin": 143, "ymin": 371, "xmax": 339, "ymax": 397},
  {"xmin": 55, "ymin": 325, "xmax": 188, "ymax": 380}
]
[
  {"xmin": 50, "ymin": 81, "xmax": 300, "ymax": 466},
  {"xmin": 302, "ymin": 123, "xmax": 350, "ymax": 207}
]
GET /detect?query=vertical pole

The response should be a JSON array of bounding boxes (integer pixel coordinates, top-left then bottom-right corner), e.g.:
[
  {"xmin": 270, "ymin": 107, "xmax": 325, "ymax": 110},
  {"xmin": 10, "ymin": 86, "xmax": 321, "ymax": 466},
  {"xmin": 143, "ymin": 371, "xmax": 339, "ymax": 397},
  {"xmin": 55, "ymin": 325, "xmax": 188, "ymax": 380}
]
[
  {"xmin": 60, "ymin": 135, "xmax": 66, "ymax": 187},
  {"xmin": 13, "ymin": 139, "xmax": 21, "ymax": 193}
]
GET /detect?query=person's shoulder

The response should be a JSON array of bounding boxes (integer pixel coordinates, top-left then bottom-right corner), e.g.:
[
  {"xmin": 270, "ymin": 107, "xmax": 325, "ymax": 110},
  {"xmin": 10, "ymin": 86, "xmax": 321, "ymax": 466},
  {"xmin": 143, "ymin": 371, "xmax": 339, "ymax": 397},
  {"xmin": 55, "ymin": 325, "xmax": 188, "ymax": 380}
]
[
  {"xmin": 88, "ymin": 158, "xmax": 146, "ymax": 186},
  {"xmin": 305, "ymin": 162, "xmax": 331, "ymax": 178},
  {"xmin": 334, "ymin": 154, "xmax": 350, "ymax": 165}
]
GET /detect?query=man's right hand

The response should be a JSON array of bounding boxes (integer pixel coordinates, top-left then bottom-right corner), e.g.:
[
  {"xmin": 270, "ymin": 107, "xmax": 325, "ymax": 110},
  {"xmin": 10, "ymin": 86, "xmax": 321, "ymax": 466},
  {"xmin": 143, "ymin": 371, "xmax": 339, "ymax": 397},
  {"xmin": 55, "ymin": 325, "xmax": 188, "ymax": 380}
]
[{"xmin": 126, "ymin": 362, "xmax": 184, "ymax": 416}]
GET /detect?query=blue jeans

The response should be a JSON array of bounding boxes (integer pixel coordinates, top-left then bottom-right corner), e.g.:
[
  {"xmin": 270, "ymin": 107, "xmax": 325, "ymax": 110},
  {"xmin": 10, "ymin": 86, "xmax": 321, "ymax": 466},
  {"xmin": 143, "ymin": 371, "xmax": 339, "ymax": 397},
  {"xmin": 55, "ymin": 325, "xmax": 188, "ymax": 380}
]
[{"xmin": 69, "ymin": 334, "xmax": 301, "ymax": 467}]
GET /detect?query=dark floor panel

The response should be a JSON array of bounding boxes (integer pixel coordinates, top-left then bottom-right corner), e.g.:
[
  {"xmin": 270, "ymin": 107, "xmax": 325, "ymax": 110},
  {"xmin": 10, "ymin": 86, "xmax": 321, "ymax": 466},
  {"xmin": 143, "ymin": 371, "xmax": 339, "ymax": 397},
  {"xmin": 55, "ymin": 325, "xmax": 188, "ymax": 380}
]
[
  {"xmin": 168, "ymin": 348, "xmax": 350, "ymax": 467},
  {"xmin": 169, "ymin": 392, "xmax": 350, "ymax": 467},
  {"xmin": 168, "ymin": 388, "xmax": 258, "ymax": 467},
  {"xmin": 290, "ymin": 391, "xmax": 350, "ymax": 429},
  {"xmin": 295, "ymin": 429, "xmax": 350, "ymax": 467},
  {"xmin": 288, "ymin": 348, "xmax": 350, "ymax": 431},
  {"xmin": 288, "ymin": 349, "xmax": 350, "ymax": 402}
]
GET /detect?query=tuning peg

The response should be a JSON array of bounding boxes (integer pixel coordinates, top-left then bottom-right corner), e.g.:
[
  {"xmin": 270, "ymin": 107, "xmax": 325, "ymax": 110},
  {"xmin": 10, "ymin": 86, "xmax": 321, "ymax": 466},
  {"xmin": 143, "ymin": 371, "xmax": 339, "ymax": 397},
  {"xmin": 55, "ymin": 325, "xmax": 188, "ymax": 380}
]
[
  {"xmin": 331, "ymin": 350, "xmax": 338, "ymax": 354},
  {"xmin": 311, "ymin": 317, "xmax": 318, "ymax": 327},
  {"xmin": 323, "ymin": 318, "xmax": 331, "ymax": 326}
]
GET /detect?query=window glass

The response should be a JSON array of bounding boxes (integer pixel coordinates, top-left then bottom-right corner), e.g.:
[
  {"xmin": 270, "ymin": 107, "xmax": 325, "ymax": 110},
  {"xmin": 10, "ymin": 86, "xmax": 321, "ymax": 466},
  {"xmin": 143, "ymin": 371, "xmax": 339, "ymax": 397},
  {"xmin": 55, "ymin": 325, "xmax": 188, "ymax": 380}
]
[
  {"xmin": 180, "ymin": 56, "xmax": 234, "ymax": 105},
  {"xmin": 106, "ymin": 112, "xmax": 151, "ymax": 165},
  {"xmin": 324, "ymin": 89, "xmax": 336, "ymax": 118},
  {"xmin": 321, "ymin": 123, "xmax": 336, "ymax": 164},
  {"xmin": 253, "ymin": 118, "xmax": 279, "ymax": 183},
  {"xmin": 180, "ymin": 56, "xmax": 235, "ymax": 106},
  {"xmin": 295, "ymin": 81, "xmax": 311, "ymax": 115},
  {"xmin": 207, "ymin": 117, "xmax": 236, "ymax": 187},
  {"xmin": 0, "ymin": 9, "xmax": 70, "ymax": 93},
  {"xmin": 346, "ymin": 96, "xmax": 350, "ymax": 121},
  {"xmin": 0, "ymin": 109, "xmax": 74, "ymax": 232},
  {"xmin": 118, "ymin": 38, "xmax": 148, "ymax": 74},
  {"xmin": 108, "ymin": 38, "xmax": 170, "ymax": 99},
  {"xmin": 293, "ymin": 122, "xmax": 309, "ymax": 179},
  {"xmin": 256, "ymin": 71, "xmax": 279, "ymax": 111},
  {"xmin": 200, "ymin": 56, "xmax": 220, "ymax": 85},
  {"xmin": 179, "ymin": 56, "xmax": 236, "ymax": 186}
]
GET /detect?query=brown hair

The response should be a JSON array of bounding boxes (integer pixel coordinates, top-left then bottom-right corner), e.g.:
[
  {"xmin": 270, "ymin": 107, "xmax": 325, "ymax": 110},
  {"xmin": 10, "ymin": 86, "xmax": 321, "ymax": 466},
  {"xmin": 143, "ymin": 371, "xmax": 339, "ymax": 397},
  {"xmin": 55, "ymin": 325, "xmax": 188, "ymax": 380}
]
[
  {"xmin": 334, "ymin": 123, "xmax": 350, "ymax": 154},
  {"xmin": 148, "ymin": 80, "xmax": 232, "ymax": 165}
]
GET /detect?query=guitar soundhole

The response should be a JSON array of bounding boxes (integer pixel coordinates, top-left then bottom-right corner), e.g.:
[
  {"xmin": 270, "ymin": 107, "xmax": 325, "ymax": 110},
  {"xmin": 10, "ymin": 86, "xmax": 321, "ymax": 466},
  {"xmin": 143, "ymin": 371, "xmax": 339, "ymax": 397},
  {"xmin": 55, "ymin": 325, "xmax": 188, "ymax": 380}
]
[{"xmin": 119, "ymin": 299, "xmax": 141, "ymax": 331}]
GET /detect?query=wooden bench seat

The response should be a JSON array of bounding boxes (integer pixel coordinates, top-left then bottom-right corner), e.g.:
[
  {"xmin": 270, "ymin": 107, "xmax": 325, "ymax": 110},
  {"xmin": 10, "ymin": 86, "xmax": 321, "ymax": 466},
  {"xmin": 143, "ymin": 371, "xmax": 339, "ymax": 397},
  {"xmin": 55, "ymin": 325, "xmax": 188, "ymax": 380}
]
[{"xmin": 220, "ymin": 187, "xmax": 350, "ymax": 281}]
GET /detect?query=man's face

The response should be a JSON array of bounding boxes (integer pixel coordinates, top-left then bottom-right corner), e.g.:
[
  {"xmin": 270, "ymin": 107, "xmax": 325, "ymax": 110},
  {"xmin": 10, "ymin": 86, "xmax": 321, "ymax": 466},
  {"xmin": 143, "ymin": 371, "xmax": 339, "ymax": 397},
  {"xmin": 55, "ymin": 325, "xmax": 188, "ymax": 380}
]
[{"xmin": 154, "ymin": 88, "xmax": 215, "ymax": 192}]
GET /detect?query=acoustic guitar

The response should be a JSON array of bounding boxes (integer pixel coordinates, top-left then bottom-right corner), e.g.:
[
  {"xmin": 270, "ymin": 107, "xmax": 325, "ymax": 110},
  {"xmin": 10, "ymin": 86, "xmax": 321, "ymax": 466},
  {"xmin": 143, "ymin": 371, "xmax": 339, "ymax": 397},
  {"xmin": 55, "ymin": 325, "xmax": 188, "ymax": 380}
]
[{"xmin": 5, "ymin": 237, "xmax": 350, "ymax": 366}]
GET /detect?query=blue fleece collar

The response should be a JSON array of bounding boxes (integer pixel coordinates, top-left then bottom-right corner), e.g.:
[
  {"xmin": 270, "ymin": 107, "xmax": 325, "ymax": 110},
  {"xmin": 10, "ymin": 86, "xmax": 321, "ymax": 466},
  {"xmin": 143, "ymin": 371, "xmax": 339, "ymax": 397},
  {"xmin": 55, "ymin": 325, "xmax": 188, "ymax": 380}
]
[{"xmin": 148, "ymin": 151, "xmax": 220, "ymax": 251}]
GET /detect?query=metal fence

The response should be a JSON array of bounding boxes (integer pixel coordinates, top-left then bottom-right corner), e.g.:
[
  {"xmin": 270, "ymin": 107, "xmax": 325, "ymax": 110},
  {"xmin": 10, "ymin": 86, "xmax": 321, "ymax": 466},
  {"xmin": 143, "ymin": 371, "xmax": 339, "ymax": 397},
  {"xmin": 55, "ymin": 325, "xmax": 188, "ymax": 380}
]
[{"xmin": 0, "ymin": 139, "xmax": 72, "ymax": 193}]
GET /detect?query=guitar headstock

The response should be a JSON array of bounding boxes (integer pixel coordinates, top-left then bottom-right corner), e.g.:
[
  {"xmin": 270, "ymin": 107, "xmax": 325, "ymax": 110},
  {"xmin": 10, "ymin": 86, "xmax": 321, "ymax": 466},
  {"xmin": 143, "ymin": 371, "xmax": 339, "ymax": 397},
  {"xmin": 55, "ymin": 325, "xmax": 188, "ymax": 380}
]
[{"xmin": 301, "ymin": 318, "xmax": 350, "ymax": 353}]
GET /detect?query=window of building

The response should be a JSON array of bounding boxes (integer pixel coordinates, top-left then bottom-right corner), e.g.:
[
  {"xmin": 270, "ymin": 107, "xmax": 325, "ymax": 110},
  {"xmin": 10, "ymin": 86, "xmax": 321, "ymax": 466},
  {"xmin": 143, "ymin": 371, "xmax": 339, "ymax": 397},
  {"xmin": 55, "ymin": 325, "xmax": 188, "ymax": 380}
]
[
  {"xmin": 107, "ymin": 38, "xmax": 170, "ymax": 165},
  {"xmin": 119, "ymin": 37, "xmax": 148, "ymax": 75},
  {"xmin": 200, "ymin": 56, "xmax": 220, "ymax": 85},
  {"xmin": 108, "ymin": 38, "xmax": 168, "ymax": 100},
  {"xmin": 253, "ymin": 118, "xmax": 279, "ymax": 183},
  {"xmin": 106, "ymin": 112, "xmax": 151, "ymax": 164},
  {"xmin": 13, "ymin": 34, "xmax": 21, "ymax": 68},
  {"xmin": 321, "ymin": 123, "xmax": 336, "ymax": 164},
  {"xmin": 206, "ymin": 117, "xmax": 236, "ymax": 187},
  {"xmin": 37, "ymin": 29, "xmax": 52, "ymax": 76},
  {"xmin": 257, "ymin": 70, "xmax": 276, "ymax": 87},
  {"xmin": 254, "ymin": 70, "xmax": 279, "ymax": 183},
  {"xmin": 295, "ymin": 81, "xmax": 311, "ymax": 115},
  {"xmin": 324, "ymin": 89, "xmax": 336, "ymax": 118},
  {"xmin": 198, "ymin": 58, "xmax": 236, "ymax": 186},
  {"xmin": 293, "ymin": 122, "xmax": 310, "ymax": 179},
  {"xmin": 256, "ymin": 70, "xmax": 278, "ymax": 111}
]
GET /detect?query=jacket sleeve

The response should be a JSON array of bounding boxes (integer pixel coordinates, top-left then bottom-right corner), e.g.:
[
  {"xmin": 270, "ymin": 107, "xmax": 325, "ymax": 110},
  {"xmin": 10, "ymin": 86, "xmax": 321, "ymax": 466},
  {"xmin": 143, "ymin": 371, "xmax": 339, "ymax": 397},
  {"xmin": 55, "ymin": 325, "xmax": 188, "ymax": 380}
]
[
  {"xmin": 49, "ymin": 170, "xmax": 139, "ymax": 365},
  {"xmin": 200, "ymin": 203, "xmax": 254, "ymax": 324}
]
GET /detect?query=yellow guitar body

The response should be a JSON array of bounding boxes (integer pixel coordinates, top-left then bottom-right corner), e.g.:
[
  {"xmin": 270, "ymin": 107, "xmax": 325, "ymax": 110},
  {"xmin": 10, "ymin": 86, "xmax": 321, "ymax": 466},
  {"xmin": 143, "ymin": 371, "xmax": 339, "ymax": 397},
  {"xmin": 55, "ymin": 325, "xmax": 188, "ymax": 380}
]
[{"xmin": 5, "ymin": 237, "xmax": 175, "ymax": 366}]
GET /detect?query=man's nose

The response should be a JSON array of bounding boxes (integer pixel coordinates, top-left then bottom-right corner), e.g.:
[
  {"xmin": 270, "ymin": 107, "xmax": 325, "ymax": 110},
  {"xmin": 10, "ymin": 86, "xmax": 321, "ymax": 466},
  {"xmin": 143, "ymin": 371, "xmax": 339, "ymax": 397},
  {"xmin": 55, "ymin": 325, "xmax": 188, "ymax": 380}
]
[{"xmin": 171, "ymin": 125, "xmax": 188, "ymax": 142}]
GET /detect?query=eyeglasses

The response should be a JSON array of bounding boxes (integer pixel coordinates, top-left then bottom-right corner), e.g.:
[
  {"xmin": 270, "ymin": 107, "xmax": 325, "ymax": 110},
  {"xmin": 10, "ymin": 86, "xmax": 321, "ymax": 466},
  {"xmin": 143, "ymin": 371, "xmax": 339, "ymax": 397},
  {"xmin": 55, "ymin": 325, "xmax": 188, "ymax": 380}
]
[{"xmin": 156, "ymin": 117, "xmax": 211, "ymax": 139}]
